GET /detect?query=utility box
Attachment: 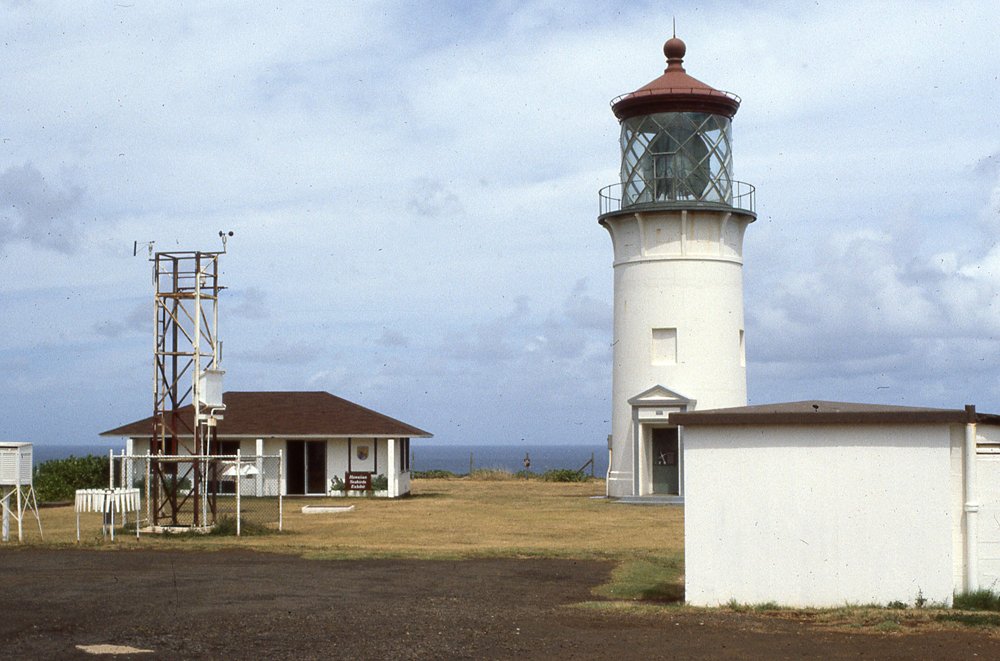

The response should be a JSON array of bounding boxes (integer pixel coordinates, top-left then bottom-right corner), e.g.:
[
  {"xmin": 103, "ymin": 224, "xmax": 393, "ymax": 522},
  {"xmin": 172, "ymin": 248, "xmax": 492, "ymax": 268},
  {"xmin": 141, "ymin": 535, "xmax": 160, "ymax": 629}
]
[
  {"xmin": 0, "ymin": 442, "xmax": 32, "ymax": 486},
  {"xmin": 198, "ymin": 369, "xmax": 225, "ymax": 408}
]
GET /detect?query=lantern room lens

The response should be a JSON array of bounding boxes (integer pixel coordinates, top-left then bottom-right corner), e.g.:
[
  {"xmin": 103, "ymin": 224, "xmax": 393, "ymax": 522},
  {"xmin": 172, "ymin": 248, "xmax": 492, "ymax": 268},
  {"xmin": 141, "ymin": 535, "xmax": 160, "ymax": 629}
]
[{"xmin": 621, "ymin": 112, "xmax": 733, "ymax": 207}]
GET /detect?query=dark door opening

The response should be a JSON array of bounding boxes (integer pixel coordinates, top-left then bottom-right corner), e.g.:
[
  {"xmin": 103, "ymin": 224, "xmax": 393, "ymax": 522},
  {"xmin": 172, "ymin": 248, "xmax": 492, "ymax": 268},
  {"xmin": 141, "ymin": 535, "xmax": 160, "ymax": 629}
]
[
  {"xmin": 286, "ymin": 441, "xmax": 306, "ymax": 495},
  {"xmin": 286, "ymin": 440, "xmax": 326, "ymax": 495},
  {"xmin": 651, "ymin": 427, "xmax": 679, "ymax": 495},
  {"xmin": 306, "ymin": 441, "xmax": 327, "ymax": 494}
]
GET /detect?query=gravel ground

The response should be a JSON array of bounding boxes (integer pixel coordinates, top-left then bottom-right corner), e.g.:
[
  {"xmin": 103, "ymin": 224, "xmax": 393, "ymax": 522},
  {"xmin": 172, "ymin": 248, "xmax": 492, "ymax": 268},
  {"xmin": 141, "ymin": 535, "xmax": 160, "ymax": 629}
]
[{"xmin": 3, "ymin": 549, "xmax": 1000, "ymax": 659}]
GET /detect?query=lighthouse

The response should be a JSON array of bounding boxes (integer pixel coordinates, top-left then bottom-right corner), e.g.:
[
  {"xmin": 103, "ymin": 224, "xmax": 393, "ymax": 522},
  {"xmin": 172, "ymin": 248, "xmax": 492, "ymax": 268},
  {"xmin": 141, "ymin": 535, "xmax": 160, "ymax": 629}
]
[{"xmin": 600, "ymin": 36, "xmax": 755, "ymax": 499}]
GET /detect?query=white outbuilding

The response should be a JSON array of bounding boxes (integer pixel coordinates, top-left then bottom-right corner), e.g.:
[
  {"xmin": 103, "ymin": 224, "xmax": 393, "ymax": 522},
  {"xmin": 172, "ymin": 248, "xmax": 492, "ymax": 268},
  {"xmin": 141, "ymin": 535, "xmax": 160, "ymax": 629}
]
[
  {"xmin": 673, "ymin": 401, "xmax": 1000, "ymax": 607},
  {"xmin": 101, "ymin": 391, "xmax": 431, "ymax": 498}
]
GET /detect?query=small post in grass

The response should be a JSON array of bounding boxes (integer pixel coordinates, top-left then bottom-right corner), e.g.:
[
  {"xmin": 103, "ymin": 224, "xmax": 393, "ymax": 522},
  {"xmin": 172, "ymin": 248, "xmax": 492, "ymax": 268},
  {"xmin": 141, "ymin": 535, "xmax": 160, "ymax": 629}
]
[{"xmin": 236, "ymin": 449, "xmax": 241, "ymax": 537}]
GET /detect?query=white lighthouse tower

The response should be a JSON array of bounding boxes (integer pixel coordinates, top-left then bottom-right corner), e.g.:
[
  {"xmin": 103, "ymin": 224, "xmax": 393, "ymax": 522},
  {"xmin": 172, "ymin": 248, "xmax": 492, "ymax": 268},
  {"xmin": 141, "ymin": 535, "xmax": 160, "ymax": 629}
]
[{"xmin": 600, "ymin": 36, "xmax": 755, "ymax": 498}]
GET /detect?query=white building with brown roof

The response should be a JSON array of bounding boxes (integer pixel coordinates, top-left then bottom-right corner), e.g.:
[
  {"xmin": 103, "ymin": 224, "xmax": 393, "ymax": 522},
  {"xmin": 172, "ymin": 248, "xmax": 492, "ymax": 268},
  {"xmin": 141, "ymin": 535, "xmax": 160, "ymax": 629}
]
[{"xmin": 101, "ymin": 391, "xmax": 432, "ymax": 498}]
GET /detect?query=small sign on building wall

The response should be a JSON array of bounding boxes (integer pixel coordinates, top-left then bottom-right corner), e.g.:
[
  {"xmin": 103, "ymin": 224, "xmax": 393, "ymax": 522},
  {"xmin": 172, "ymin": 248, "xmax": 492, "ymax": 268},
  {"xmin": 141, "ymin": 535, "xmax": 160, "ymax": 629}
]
[{"xmin": 346, "ymin": 472, "xmax": 372, "ymax": 491}]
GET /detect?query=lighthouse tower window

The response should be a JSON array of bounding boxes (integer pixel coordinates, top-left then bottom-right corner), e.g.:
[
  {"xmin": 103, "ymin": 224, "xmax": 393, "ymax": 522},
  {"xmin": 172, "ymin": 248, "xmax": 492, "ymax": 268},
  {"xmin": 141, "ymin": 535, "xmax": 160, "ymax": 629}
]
[{"xmin": 651, "ymin": 327, "xmax": 678, "ymax": 365}]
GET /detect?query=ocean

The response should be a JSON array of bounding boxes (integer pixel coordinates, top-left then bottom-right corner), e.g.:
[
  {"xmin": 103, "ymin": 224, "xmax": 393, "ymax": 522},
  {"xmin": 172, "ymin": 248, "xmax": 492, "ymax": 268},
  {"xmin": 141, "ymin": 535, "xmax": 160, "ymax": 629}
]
[
  {"xmin": 29, "ymin": 442, "xmax": 609, "ymax": 477},
  {"xmin": 32, "ymin": 443, "xmax": 125, "ymax": 464},
  {"xmin": 412, "ymin": 443, "xmax": 607, "ymax": 477}
]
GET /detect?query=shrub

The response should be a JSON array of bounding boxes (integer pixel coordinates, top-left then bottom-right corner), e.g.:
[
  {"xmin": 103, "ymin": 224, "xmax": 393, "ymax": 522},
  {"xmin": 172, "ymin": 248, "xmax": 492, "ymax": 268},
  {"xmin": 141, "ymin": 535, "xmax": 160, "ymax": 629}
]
[
  {"xmin": 935, "ymin": 612, "xmax": 1000, "ymax": 627},
  {"xmin": 33, "ymin": 455, "xmax": 110, "ymax": 502},
  {"xmin": 371, "ymin": 474, "xmax": 388, "ymax": 491},
  {"xmin": 953, "ymin": 589, "xmax": 1000, "ymax": 611},
  {"xmin": 411, "ymin": 469, "xmax": 460, "ymax": 479},
  {"xmin": 725, "ymin": 600, "xmax": 782, "ymax": 612},
  {"xmin": 541, "ymin": 468, "xmax": 588, "ymax": 483}
]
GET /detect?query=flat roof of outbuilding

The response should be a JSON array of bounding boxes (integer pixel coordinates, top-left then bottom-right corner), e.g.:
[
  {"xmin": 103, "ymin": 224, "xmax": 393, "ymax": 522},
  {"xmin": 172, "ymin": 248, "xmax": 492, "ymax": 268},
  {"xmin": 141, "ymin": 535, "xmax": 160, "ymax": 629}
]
[{"xmin": 671, "ymin": 400, "xmax": 1000, "ymax": 426}]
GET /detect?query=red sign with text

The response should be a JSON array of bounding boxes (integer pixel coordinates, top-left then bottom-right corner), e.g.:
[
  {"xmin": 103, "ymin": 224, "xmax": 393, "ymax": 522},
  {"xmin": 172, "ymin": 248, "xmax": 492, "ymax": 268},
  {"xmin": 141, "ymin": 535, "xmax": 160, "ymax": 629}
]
[{"xmin": 346, "ymin": 472, "xmax": 371, "ymax": 491}]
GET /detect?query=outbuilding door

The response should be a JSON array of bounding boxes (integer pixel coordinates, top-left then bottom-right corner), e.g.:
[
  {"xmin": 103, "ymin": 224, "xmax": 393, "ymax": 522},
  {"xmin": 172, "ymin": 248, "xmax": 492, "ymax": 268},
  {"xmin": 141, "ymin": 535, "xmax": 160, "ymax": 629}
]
[
  {"xmin": 651, "ymin": 427, "xmax": 679, "ymax": 495},
  {"xmin": 286, "ymin": 440, "xmax": 327, "ymax": 495}
]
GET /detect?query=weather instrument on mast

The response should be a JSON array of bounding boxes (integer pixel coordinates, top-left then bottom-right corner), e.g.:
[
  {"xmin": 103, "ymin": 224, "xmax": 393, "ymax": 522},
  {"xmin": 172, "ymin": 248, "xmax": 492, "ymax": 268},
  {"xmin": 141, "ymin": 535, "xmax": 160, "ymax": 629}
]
[{"xmin": 144, "ymin": 231, "xmax": 232, "ymax": 526}]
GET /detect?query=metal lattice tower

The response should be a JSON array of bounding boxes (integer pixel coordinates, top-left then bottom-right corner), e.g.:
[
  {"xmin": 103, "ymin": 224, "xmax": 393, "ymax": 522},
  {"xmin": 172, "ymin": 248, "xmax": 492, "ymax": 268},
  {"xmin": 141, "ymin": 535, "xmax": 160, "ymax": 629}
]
[{"xmin": 150, "ymin": 248, "xmax": 226, "ymax": 526}]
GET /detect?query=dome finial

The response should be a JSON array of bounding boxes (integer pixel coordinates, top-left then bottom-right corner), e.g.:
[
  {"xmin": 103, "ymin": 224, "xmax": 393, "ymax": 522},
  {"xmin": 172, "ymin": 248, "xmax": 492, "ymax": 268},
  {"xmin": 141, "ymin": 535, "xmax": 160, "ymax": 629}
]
[{"xmin": 664, "ymin": 26, "xmax": 686, "ymax": 73}]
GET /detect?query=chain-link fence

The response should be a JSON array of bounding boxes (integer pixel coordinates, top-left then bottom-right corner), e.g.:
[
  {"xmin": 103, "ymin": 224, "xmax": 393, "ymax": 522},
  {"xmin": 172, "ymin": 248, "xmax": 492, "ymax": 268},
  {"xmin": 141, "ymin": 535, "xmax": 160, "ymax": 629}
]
[{"xmin": 111, "ymin": 452, "xmax": 283, "ymax": 535}]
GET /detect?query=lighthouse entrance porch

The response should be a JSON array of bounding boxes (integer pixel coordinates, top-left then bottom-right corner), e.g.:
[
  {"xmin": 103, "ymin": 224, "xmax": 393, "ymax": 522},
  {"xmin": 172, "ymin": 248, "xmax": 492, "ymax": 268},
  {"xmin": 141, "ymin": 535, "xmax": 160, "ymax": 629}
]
[{"xmin": 624, "ymin": 385, "xmax": 691, "ymax": 498}]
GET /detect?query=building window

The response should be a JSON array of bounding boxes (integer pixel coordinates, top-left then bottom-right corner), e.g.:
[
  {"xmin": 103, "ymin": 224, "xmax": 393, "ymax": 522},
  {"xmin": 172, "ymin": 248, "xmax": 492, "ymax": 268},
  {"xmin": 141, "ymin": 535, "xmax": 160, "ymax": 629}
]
[
  {"xmin": 651, "ymin": 327, "xmax": 677, "ymax": 365},
  {"xmin": 400, "ymin": 438, "xmax": 410, "ymax": 471},
  {"xmin": 739, "ymin": 329, "xmax": 746, "ymax": 367}
]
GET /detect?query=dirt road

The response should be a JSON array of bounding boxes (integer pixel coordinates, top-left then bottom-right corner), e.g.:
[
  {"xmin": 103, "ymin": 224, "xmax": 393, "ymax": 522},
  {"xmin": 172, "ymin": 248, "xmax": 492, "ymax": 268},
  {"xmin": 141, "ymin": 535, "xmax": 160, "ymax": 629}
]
[{"xmin": 3, "ymin": 549, "xmax": 999, "ymax": 659}]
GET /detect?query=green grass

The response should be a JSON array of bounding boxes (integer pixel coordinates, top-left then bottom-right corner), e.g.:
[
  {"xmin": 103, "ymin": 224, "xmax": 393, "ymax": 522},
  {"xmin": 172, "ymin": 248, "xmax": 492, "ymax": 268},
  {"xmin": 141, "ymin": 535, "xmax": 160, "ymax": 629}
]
[
  {"xmin": 873, "ymin": 618, "xmax": 903, "ymax": 632},
  {"xmin": 592, "ymin": 555, "xmax": 684, "ymax": 602}
]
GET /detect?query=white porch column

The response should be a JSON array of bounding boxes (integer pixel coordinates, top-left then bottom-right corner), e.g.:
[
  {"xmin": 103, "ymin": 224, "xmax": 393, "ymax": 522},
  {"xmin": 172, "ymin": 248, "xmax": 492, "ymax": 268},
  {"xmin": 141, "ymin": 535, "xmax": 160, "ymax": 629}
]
[
  {"xmin": 965, "ymin": 405, "xmax": 979, "ymax": 592},
  {"xmin": 387, "ymin": 438, "xmax": 397, "ymax": 497}
]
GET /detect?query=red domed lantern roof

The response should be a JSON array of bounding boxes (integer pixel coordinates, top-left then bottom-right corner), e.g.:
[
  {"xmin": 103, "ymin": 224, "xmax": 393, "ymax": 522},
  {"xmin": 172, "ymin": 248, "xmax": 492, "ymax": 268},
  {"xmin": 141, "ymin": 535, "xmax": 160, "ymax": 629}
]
[{"xmin": 611, "ymin": 36, "xmax": 741, "ymax": 120}]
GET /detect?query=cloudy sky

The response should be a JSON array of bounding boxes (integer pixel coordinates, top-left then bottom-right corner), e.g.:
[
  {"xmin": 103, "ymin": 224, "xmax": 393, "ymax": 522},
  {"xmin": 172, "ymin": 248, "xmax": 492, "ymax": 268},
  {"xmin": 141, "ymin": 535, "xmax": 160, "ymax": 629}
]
[{"xmin": 2, "ymin": 1, "xmax": 999, "ymax": 449}]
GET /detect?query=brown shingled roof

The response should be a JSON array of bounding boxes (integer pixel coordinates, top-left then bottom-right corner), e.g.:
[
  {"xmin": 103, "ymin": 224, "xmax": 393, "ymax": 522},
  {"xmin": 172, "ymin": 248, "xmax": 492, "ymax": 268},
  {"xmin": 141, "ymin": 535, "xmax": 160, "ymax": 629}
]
[
  {"xmin": 100, "ymin": 391, "xmax": 432, "ymax": 439},
  {"xmin": 670, "ymin": 400, "xmax": 1000, "ymax": 427}
]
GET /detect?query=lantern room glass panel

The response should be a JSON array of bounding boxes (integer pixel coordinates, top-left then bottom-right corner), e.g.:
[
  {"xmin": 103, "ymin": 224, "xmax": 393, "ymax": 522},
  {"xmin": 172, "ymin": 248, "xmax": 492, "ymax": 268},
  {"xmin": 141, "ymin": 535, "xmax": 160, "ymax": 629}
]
[{"xmin": 620, "ymin": 112, "xmax": 733, "ymax": 207}]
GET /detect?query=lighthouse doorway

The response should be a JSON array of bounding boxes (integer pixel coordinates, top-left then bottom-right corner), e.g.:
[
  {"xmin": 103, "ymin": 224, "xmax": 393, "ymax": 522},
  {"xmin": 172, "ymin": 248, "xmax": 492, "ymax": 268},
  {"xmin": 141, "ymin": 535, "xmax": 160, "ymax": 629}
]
[{"xmin": 651, "ymin": 427, "xmax": 680, "ymax": 495}]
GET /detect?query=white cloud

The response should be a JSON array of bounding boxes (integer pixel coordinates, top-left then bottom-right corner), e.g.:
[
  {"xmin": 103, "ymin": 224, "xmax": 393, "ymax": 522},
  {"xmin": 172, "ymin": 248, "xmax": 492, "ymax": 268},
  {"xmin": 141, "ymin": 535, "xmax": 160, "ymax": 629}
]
[
  {"xmin": 0, "ymin": 163, "xmax": 85, "ymax": 252},
  {"xmin": 3, "ymin": 1, "xmax": 1000, "ymax": 446}
]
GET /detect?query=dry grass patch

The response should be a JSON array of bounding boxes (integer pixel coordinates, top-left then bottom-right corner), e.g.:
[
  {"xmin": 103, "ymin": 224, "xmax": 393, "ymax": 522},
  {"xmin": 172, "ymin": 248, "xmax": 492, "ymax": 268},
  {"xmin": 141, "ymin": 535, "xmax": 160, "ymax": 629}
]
[
  {"xmin": 16, "ymin": 478, "xmax": 684, "ymax": 562},
  {"xmin": 764, "ymin": 605, "xmax": 1000, "ymax": 635}
]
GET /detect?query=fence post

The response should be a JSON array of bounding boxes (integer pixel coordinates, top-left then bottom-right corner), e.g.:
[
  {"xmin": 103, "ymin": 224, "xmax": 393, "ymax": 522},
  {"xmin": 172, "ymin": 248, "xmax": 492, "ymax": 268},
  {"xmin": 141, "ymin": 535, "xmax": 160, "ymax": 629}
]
[
  {"xmin": 145, "ymin": 455, "xmax": 151, "ymax": 529},
  {"xmin": 119, "ymin": 450, "xmax": 128, "ymax": 526},
  {"xmin": 255, "ymin": 438, "xmax": 264, "ymax": 497},
  {"xmin": 235, "ymin": 449, "xmax": 242, "ymax": 537},
  {"xmin": 201, "ymin": 451, "xmax": 208, "ymax": 529},
  {"xmin": 278, "ymin": 449, "xmax": 283, "ymax": 532}
]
